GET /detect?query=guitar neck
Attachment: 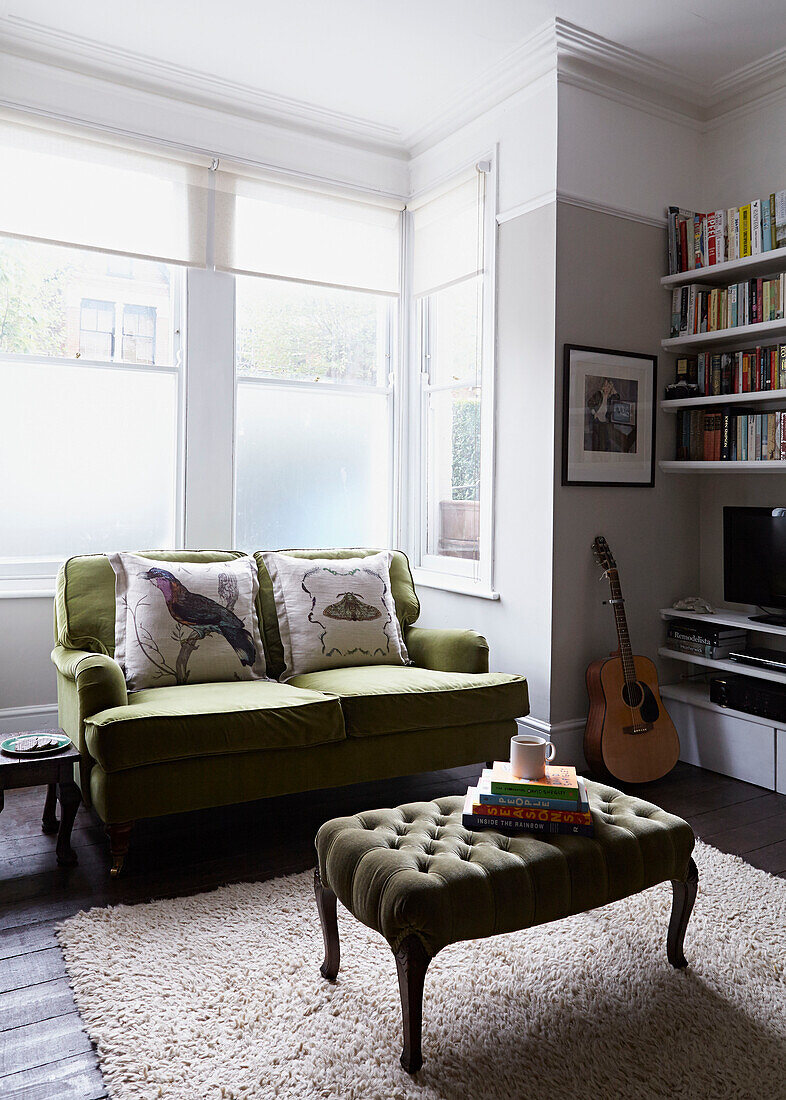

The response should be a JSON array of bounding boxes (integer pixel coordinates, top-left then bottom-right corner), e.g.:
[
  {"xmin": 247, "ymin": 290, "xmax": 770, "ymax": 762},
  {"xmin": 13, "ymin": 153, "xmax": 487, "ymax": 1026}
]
[{"xmin": 607, "ymin": 569, "xmax": 636, "ymax": 684}]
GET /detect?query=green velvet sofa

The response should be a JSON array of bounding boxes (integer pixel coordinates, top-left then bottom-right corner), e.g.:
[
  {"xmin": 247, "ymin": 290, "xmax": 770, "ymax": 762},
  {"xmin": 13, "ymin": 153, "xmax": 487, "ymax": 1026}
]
[{"xmin": 52, "ymin": 548, "xmax": 528, "ymax": 873}]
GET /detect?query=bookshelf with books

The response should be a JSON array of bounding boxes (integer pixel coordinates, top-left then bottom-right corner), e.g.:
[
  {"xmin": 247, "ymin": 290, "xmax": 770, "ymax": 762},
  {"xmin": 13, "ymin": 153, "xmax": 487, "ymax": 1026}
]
[
  {"xmin": 661, "ymin": 191, "xmax": 786, "ymax": 471},
  {"xmin": 657, "ymin": 196, "xmax": 786, "ymax": 793}
]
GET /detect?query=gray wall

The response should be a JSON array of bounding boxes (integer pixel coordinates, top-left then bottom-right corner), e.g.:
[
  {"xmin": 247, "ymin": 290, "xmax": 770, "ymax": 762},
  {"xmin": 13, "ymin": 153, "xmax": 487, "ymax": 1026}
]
[{"xmin": 550, "ymin": 202, "xmax": 700, "ymax": 724}]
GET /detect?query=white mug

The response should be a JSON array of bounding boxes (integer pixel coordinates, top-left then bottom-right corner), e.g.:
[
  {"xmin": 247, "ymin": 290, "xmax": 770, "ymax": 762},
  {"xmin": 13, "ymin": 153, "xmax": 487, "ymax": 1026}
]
[{"xmin": 510, "ymin": 731, "xmax": 555, "ymax": 780}]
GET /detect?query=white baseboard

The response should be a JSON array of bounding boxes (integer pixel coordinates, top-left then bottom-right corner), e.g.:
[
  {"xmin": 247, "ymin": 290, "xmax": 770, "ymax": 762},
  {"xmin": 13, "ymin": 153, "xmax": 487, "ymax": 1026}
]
[
  {"xmin": 517, "ymin": 715, "xmax": 587, "ymax": 769},
  {"xmin": 0, "ymin": 703, "xmax": 58, "ymax": 735}
]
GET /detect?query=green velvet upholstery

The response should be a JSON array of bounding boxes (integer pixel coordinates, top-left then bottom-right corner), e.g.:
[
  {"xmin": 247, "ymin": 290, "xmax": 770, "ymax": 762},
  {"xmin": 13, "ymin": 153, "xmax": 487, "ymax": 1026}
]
[
  {"xmin": 289, "ymin": 666, "xmax": 528, "ymax": 738},
  {"xmin": 254, "ymin": 549, "xmax": 420, "ymax": 680},
  {"xmin": 404, "ymin": 627, "xmax": 490, "ymax": 674},
  {"xmin": 88, "ymin": 721, "xmax": 517, "ymax": 823},
  {"xmin": 52, "ymin": 548, "xmax": 529, "ymax": 833},
  {"xmin": 315, "ymin": 782, "xmax": 696, "ymax": 956},
  {"xmin": 53, "ymin": 645, "xmax": 130, "ymax": 802},
  {"xmin": 85, "ymin": 681, "xmax": 346, "ymax": 772},
  {"xmin": 55, "ymin": 551, "xmax": 244, "ymax": 656}
]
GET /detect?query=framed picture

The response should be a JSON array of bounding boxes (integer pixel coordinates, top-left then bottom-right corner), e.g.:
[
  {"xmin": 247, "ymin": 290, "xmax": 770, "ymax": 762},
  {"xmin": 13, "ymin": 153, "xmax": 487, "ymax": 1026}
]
[{"xmin": 562, "ymin": 344, "xmax": 657, "ymax": 487}]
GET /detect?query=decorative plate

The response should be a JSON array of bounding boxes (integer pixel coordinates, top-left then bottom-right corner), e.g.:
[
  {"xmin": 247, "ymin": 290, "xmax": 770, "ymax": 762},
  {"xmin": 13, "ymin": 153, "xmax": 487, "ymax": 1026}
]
[{"xmin": 1, "ymin": 733, "xmax": 72, "ymax": 757}]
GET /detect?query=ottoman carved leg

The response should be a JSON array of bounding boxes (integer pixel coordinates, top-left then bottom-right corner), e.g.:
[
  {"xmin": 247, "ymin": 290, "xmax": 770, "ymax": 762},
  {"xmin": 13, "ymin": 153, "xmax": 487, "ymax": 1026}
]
[
  {"xmin": 394, "ymin": 935, "xmax": 431, "ymax": 1074},
  {"xmin": 314, "ymin": 869, "xmax": 340, "ymax": 980},
  {"xmin": 667, "ymin": 857, "xmax": 699, "ymax": 969}
]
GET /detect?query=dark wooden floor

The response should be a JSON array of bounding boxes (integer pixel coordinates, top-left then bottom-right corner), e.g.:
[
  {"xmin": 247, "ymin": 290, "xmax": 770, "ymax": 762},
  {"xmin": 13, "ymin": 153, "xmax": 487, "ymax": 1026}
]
[{"xmin": 1, "ymin": 760, "xmax": 785, "ymax": 1099}]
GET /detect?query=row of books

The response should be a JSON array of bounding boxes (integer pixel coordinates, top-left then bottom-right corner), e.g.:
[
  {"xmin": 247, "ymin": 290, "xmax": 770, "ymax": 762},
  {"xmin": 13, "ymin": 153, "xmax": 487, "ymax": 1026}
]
[
  {"xmin": 675, "ymin": 409, "xmax": 786, "ymax": 461},
  {"xmin": 673, "ymin": 346, "xmax": 786, "ymax": 396},
  {"xmin": 462, "ymin": 763, "xmax": 593, "ymax": 838},
  {"xmin": 666, "ymin": 620, "xmax": 747, "ymax": 660},
  {"xmin": 670, "ymin": 277, "xmax": 785, "ymax": 338},
  {"xmin": 668, "ymin": 196, "xmax": 786, "ymax": 274}
]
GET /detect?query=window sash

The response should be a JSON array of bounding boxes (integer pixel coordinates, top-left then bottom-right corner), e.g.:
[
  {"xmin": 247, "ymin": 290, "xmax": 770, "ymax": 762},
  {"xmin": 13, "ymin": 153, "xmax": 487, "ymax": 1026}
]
[
  {"xmin": 0, "ymin": 267, "xmax": 185, "ymax": 582},
  {"xmin": 407, "ymin": 158, "xmax": 496, "ymax": 592}
]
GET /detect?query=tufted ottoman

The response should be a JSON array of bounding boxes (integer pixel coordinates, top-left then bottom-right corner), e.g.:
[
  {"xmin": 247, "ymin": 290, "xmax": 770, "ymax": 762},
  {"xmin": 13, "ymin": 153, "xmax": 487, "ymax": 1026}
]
[{"xmin": 314, "ymin": 779, "xmax": 698, "ymax": 1073}]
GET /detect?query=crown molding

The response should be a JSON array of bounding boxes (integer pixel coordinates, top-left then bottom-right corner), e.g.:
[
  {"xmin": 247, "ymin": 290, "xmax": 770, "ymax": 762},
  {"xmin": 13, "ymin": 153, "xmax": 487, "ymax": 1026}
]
[
  {"xmin": 404, "ymin": 19, "xmax": 558, "ymax": 156},
  {"xmin": 0, "ymin": 14, "xmax": 408, "ymax": 157},
  {"xmin": 554, "ymin": 19, "xmax": 708, "ymax": 108},
  {"xmin": 1, "ymin": 12, "xmax": 786, "ymax": 163}
]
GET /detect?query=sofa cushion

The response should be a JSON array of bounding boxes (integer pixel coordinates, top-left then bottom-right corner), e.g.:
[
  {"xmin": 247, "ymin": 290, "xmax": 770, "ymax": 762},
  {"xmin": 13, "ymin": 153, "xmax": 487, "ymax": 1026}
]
[
  {"xmin": 84, "ymin": 680, "xmax": 345, "ymax": 772},
  {"xmin": 55, "ymin": 551, "xmax": 247, "ymax": 656},
  {"xmin": 110, "ymin": 553, "xmax": 268, "ymax": 690},
  {"xmin": 288, "ymin": 665, "xmax": 528, "ymax": 738},
  {"xmin": 255, "ymin": 549, "xmax": 420, "ymax": 680},
  {"xmin": 261, "ymin": 551, "xmax": 409, "ymax": 680}
]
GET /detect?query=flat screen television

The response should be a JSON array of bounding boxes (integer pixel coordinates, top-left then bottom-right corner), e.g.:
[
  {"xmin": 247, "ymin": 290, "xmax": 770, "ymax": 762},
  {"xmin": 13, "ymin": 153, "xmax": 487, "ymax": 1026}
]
[{"xmin": 724, "ymin": 506, "xmax": 786, "ymax": 624}]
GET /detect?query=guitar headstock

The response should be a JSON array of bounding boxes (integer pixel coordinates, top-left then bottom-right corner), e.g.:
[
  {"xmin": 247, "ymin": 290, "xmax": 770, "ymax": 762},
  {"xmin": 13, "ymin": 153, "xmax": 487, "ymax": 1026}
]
[{"xmin": 592, "ymin": 535, "xmax": 617, "ymax": 573}]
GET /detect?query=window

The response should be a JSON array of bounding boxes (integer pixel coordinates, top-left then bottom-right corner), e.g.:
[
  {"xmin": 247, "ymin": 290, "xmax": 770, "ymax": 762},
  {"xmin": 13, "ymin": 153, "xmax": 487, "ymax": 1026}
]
[
  {"xmin": 410, "ymin": 163, "xmax": 495, "ymax": 589},
  {"xmin": 0, "ymin": 237, "xmax": 182, "ymax": 569},
  {"xmin": 224, "ymin": 172, "xmax": 403, "ymax": 552},
  {"xmin": 122, "ymin": 304, "xmax": 156, "ymax": 364},
  {"xmin": 79, "ymin": 298, "xmax": 115, "ymax": 359},
  {"xmin": 235, "ymin": 276, "xmax": 394, "ymax": 549}
]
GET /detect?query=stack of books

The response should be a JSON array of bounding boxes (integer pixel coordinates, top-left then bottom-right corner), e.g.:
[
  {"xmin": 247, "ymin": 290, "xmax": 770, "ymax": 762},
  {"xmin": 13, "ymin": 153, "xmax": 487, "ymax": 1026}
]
[
  {"xmin": 675, "ymin": 408, "xmax": 786, "ymax": 462},
  {"xmin": 462, "ymin": 763, "xmax": 593, "ymax": 838},
  {"xmin": 668, "ymin": 196, "xmax": 786, "ymax": 274},
  {"xmin": 671, "ymin": 347, "xmax": 786, "ymax": 397},
  {"xmin": 666, "ymin": 619, "xmax": 747, "ymax": 659},
  {"xmin": 669, "ymin": 279, "xmax": 785, "ymax": 339}
]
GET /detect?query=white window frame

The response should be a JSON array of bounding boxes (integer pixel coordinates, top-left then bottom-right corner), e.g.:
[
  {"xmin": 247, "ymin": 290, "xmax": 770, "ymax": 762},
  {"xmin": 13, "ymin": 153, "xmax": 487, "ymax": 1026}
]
[
  {"xmin": 0, "ymin": 261, "xmax": 186, "ymax": 596},
  {"xmin": 232, "ymin": 276, "xmax": 400, "ymax": 551},
  {"xmin": 405, "ymin": 154, "xmax": 498, "ymax": 600}
]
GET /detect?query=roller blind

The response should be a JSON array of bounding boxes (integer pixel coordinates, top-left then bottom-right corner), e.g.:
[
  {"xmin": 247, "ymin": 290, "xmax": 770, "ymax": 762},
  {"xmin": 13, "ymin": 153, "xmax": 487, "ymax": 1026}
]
[
  {"xmin": 0, "ymin": 116, "xmax": 209, "ymax": 266},
  {"xmin": 410, "ymin": 169, "xmax": 485, "ymax": 297},
  {"xmin": 214, "ymin": 169, "xmax": 403, "ymax": 294}
]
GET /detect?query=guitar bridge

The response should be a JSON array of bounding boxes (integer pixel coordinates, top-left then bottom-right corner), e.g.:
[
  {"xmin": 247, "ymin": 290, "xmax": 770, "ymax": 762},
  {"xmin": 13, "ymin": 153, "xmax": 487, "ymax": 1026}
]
[{"xmin": 623, "ymin": 724, "xmax": 652, "ymax": 736}]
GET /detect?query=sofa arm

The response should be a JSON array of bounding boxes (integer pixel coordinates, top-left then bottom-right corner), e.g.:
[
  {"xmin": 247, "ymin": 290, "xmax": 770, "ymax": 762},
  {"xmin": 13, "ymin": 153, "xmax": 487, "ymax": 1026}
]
[
  {"xmin": 52, "ymin": 647, "xmax": 127, "ymax": 801},
  {"xmin": 405, "ymin": 627, "xmax": 490, "ymax": 674}
]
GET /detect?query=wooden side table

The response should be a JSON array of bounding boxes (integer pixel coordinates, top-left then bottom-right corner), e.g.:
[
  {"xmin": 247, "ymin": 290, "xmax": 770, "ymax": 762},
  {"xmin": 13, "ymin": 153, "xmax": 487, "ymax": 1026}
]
[{"xmin": 0, "ymin": 733, "xmax": 82, "ymax": 866}]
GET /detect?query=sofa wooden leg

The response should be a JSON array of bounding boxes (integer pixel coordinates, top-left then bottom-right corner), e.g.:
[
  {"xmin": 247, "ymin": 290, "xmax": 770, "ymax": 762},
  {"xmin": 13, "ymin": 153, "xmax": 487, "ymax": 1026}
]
[
  {"xmin": 668, "ymin": 857, "xmax": 699, "ymax": 968},
  {"xmin": 314, "ymin": 869, "xmax": 340, "ymax": 980},
  {"xmin": 106, "ymin": 822, "xmax": 134, "ymax": 877},
  {"xmin": 394, "ymin": 934, "xmax": 431, "ymax": 1074}
]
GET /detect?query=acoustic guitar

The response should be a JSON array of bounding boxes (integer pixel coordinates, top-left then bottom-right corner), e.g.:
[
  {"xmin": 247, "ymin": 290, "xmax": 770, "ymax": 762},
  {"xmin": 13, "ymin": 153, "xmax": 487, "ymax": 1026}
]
[{"xmin": 584, "ymin": 535, "xmax": 680, "ymax": 784}]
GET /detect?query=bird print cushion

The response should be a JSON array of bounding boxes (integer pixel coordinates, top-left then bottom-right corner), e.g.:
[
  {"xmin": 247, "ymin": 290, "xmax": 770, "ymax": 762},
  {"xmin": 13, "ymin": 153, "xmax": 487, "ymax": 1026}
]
[
  {"xmin": 110, "ymin": 553, "xmax": 267, "ymax": 690},
  {"xmin": 262, "ymin": 550, "xmax": 408, "ymax": 680}
]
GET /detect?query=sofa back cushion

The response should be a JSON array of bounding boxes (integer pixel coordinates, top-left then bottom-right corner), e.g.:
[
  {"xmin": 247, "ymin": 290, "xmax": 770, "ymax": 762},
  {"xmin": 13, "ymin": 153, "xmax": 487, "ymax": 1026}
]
[
  {"xmin": 254, "ymin": 549, "xmax": 420, "ymax": 681},
  {"xmin": 55, "ymin": 551, "xmax": 246, "ymax": 656}
]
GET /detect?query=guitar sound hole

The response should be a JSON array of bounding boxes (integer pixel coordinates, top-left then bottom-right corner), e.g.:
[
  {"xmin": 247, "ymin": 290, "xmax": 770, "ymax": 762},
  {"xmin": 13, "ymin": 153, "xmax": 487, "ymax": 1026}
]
[{"xmin": 622, "ymin": 682, "xmax": 645, "ymax": 709}]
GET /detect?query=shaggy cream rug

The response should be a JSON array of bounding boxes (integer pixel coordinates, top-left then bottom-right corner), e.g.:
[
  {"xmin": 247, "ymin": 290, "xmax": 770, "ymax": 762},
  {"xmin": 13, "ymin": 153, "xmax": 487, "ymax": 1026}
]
[{"xmin": 58, "ymin": 840, "xmax": 786, "ymax": 1100}]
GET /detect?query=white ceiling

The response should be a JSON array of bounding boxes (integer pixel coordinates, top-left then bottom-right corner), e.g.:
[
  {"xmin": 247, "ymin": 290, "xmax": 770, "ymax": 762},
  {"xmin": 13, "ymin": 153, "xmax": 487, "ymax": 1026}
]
[{"xmin": 2, "ymin": 0, "xmax": 786, "ymax": 143}]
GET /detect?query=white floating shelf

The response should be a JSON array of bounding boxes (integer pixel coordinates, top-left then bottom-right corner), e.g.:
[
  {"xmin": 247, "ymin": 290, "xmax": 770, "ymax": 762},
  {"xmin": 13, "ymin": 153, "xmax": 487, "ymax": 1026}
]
[
  {"xmin": 661, "ymin": 388, "xmax": 786, "ymax": 411},
  {"xmin": 661, "ymin": 245, "xmax": 786, "ymax": 288},
  {"xmin": 658, "ymin": 645, "xmax": 786, "ymax": 685},
  {"xmin": 660, "ymin": 461, "xmax": 786, "ymax": 472},
  {"xmin": 662, "ymin": 319, "xmax": 786, "ymax": 352},
  {"xmin": 660, "ymin": 607, "xmax": 786, "ymax": 636},
  {"xmin": 659, "ymin": 679, "xmax": 779, "ymax": 730}
]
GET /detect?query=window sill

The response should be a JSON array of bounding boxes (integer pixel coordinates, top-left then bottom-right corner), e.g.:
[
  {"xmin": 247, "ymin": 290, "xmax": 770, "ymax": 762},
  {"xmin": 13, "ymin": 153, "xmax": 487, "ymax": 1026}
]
[{"xmin": 412, "ymin": 567, "xmax": 499, "ymax": 601}]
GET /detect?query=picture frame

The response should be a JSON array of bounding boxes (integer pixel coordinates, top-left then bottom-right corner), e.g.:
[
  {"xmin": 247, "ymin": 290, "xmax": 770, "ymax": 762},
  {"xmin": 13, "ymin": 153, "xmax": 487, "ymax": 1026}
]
[{"xmin": 562, "ymin": 344, "xmax": 657, "ymax": 487}]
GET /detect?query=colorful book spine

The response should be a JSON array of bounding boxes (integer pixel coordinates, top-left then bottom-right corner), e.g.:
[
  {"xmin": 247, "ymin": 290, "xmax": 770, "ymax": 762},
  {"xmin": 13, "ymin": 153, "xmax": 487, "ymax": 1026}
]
[
  {"xmin": 486, "ymin": 778, "xmax": 579, "ymax": 801},
  {"xmin": 740, "ymin": 204, "xmax": 752, "ymax": 256},
  {"xmin": 461, "ymin": 813, "xmax": 594, "ymax": 838},
  {"xmin": 470, "ymin": 803, "xmax": 592, "ymax": 827}
]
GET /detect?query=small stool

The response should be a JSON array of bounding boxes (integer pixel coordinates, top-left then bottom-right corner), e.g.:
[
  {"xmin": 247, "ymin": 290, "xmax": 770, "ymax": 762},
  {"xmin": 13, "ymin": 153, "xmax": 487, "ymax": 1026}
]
[
  {"xmin": 315, "ymin": 780, "xmax": 698, "ymax": 1073},
  {"xmin": 0, "ymin": 735, "xmax": 82, "ymax": 866}
]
